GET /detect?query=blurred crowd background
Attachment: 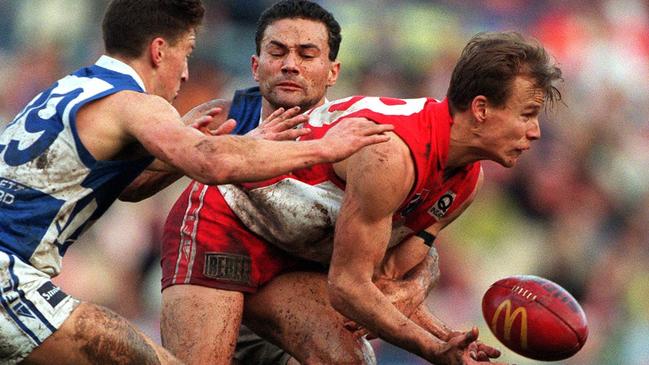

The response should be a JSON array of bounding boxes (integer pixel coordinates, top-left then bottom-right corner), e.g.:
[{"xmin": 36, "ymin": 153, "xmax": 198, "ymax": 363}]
[{"xmin": 1, "ymin": 0, "xmax": 649, "ymax": 364}]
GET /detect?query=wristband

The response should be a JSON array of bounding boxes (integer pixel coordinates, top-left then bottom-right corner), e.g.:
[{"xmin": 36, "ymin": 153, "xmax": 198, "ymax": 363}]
[{"xmin": 415, "ymin": 230, "xmax": 436, "ymax": 247}]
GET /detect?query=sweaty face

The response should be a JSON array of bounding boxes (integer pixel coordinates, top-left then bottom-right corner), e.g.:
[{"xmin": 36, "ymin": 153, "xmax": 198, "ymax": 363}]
[
  {"xmin": 158, "ymin": 29, "xmax": 195, "ymax": 102},
  {"xmin": 252, "ymin": 18, "xmax": 339, "ymax": 112},
  {"xmin": 480, "ymin": 76, "xmax": 545, "ymax": 168}
]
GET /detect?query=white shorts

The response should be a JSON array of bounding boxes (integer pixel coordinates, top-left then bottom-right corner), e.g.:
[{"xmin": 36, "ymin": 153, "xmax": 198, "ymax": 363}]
[{"xmin": 0, "ymin": 251, "xmax": 79, "ymax": 364}]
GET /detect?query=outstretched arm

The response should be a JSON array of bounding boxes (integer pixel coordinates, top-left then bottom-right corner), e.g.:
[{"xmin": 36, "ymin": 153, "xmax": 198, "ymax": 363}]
[
  {"xmin": 121, "ymin": 93, "xmax": 393, "ymax": 186},
  {"xmin": 120, "ymin": 99, "xmax": 232, "ymax": 201},
  {"xmin": 119, "ymin": 99, "xmax": 310, "ymax": 201}
]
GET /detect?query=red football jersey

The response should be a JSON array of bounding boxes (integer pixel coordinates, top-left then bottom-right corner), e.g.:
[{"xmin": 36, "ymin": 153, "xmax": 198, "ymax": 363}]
[
  {"xmin": 163, "ymin": 96, "xmax": 482, "ymax": 291},
  {"xmin": 218, "ymin": 96, "xmax": 481, "ymax": 263}
]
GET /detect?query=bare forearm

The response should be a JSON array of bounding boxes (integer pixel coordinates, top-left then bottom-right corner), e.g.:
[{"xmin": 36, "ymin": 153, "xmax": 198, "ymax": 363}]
[
  {"xmin": 149, "ymin": 133, "xmax": 326, "ymax": 185},
  {"xmin": 199, "ymin": 136, "xmax": 330, "ymax": 184},
  {"xmin": 404, "ymin": 248, "xmax": 440, "ymax": 294},
  {"xmin": 371, "ymin": 250, "xmax": 441, "ymax": 323},
  {"xmin": 329, "ymin": 171, "xmax": 442, "ymax": 358},
  {"xmin": 142, "ymin": 114, "xmax": 391, "ymax": 186},
  {"xmin": 330, "ymin": 278, "xmax": 442, "ymax": 360},
  {"xmin": 411, "ymin": 305, "xmax": 454, "ymax": 341},
  {"xmin": 380, "ymin": 234, "xmax": 439, "ymax": 281}
]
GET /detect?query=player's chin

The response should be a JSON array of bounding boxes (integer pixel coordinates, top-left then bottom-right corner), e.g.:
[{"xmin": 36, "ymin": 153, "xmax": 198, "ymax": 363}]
[
  {"xmin": 504, "ymin": 149, "xmax": 527, "ymax": 167},
  {"xmin": 495, "ymin": 155, "xmax": 518, "ymax": 168},
  {"xmin": 505, "ymin": 158, "xmax": 518, "ymax": 168},
  {"xmin": 273, "ymin": 95, "xmax": 308, "ymax": 110},
  {"xmin": 167, "ymin": 90, "xmax": 180, "ymax": 103}
]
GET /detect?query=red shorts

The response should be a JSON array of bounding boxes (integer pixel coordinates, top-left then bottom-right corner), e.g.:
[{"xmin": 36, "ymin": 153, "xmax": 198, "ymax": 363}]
[{"xmin": 161, "ymin": 182, "xmax": 317, "ymax": 293}]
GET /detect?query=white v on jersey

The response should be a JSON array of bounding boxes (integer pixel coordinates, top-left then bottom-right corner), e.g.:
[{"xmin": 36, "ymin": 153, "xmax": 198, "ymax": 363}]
[{"xmin": 0, "ymin": 56, "xmax": 153, "ymax": 276}]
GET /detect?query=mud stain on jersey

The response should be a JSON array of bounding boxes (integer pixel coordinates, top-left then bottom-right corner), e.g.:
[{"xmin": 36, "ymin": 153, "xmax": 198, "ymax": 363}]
[
  {"xmin": 309, "ymin": 202, "xmax": 333, "ymax": 228},
  {"xmin": 219, "ymin": 180, "xmax": 342, "ymax": 263},
  {"xmin": 35, "ymin": 148, "xmax": 56, "ymax": 170}
]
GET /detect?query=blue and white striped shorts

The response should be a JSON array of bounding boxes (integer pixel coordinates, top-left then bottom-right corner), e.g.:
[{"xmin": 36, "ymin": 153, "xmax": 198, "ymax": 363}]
[{"xmin": 0, "ymin": 251, "xmax": 79, "ymax": 364}]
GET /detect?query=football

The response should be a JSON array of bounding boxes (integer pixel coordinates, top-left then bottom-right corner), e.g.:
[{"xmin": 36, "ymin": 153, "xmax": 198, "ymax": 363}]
[{"xmin": 482, "ymin": 275, "xmax": 588, "ymax": 361}]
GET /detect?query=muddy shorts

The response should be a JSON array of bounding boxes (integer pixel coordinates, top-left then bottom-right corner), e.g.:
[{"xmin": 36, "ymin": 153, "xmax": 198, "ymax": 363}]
[
  {"xmin": 161, "ymin": 182, "xmax": 316, "ymax": 293},
  {"xmin": 0, "ymin": 251, "xmax": 79, "ymax": 364}
]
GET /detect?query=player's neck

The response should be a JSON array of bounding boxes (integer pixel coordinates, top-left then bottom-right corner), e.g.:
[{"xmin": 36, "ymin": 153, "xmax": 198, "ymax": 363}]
[
  {"xmin": 108, "ymin": 53, "xmax": 154, "ymax": 93},
  {"xmin": 446, "ymin": 144, "xmax": 477, "ymax": 169},
  {"xmin": 448, "ymin": 114, "xmax": 482, "ymax": 168}
]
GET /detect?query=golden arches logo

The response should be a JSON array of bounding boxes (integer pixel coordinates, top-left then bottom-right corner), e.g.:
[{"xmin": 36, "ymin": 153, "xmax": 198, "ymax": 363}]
[{"xmin": 491, "ymin": 299, "xmax": 528, "ymax": 349}]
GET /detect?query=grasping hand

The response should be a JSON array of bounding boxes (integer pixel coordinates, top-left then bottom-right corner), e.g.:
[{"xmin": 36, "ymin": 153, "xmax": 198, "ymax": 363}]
[
  {"xmin": 247, "ymin": 106, "xmax": 311, "ymax": 141},
  {"xmin": 437, "ymin": 328, "xmax": 506, "ymax": 365},
  {"xmin": 182, "ymin": 99, "xmax": 237, "ymax": 136},
  {"xmin": 320, "ymin": 117, "xmax": 394, "ymax": 162}
]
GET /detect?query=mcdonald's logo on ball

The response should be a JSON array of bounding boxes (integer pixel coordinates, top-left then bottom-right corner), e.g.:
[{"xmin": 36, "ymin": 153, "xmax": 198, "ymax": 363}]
[
  {"xmin": 491, "ymin": 299, "xmax": 528, "ymax": 350},
  {"xmin": 482, "ymin": 275, "xmax": 588, "ymax": 361}
]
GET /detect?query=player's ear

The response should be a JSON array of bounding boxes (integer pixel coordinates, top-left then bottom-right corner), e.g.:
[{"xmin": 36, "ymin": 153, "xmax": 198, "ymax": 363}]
[
  {"xmin": 327, "ymin": 60, "xmax": 341, "ymax": 87},
  {"xmin": 470, "ymin": 95, "xmax": 488, "ymax": 124},
  {"xmin": 149, "ymin": 37, "xmax": 166, "ymax": 67},
  {"xmin": 251, "ymin": 55, "xmax": 260, "ymax": 82}
]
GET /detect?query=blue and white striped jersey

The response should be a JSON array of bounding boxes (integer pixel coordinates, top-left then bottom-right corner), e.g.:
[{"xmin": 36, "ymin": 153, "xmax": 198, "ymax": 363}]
[{"xmin": 0, "ymin": 56, "xmax": 154, "ymax": 276}]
